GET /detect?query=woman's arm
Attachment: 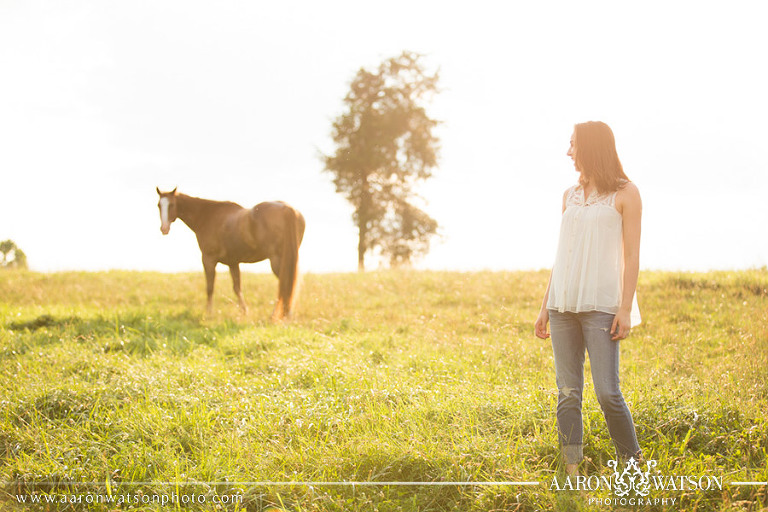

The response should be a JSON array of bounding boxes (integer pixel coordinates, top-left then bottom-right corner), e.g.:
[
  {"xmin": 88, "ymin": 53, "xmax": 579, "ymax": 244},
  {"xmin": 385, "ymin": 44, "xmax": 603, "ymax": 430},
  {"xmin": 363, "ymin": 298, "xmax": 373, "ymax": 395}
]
[
  {"xmin": 612, "ymin": 182, "xmax": 642, "ymax": 340},
  {"xmin": 534, "ymin": 272, "xmax": 553, "ymax": 339}
]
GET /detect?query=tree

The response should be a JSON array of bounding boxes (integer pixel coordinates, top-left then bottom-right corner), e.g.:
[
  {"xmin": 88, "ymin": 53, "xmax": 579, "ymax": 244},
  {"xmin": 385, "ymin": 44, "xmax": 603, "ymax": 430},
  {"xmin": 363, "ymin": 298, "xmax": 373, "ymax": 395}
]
[
  {"xmin": 0, "ymin": 240, "xmax": 28, "ymax": 269},
  {"xmin": 324, "ymin": 51, "xmax": 440, "ymax": 270}
]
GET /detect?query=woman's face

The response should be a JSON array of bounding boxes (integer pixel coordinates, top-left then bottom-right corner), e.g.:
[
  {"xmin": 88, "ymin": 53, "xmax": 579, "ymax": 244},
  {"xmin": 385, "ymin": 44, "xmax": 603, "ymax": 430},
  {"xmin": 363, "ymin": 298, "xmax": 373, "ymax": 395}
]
[{"xmin": 567, "ymin": 130, "xmax": 578, "ymax": 170}]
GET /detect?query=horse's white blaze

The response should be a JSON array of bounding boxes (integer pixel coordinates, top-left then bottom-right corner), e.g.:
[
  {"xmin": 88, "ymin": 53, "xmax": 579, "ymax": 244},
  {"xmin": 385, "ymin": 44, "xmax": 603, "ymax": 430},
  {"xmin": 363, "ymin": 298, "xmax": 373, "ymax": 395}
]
[{"xmin": 159, "ymin": 197, "xmax": 170, "ymax": 231}]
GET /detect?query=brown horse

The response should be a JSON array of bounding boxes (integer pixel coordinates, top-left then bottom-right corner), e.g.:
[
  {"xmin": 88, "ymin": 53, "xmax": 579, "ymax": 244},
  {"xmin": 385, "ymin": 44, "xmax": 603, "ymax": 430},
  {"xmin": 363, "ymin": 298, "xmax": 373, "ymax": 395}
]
[{"xmin": 156, "ymin": 188, "xmax": 305, "ymax": 320}]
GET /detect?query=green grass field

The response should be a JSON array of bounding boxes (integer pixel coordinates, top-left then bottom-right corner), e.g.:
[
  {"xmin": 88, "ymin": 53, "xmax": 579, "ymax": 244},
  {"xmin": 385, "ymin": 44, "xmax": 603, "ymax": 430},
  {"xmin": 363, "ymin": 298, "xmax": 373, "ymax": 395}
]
[{"xmin": 1, "ymin": 269, "xmax": 766, "ymax": 511}]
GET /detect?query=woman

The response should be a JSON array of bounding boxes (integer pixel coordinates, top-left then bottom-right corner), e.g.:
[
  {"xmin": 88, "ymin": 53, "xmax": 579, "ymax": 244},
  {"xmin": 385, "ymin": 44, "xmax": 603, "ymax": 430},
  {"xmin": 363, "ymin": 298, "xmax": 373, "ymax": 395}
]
[{"xmin": 534, "ymin": 121, "xmax": 642, "ymax": 476}]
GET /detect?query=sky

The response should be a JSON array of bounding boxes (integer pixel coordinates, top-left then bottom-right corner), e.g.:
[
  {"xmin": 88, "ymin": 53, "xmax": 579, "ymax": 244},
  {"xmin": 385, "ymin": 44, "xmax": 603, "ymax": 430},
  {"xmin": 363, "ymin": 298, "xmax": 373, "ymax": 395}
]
[{"xmin": 1, "ymin": 1, "xmax": 766, "ymax": 274}]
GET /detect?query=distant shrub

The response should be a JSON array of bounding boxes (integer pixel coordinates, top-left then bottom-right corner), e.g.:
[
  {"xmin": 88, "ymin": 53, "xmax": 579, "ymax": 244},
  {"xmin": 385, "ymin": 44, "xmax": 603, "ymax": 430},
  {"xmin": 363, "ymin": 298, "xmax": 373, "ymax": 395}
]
[{"xmin": 0, "ymin": 239, "xmax": 27, "ymax": 269}]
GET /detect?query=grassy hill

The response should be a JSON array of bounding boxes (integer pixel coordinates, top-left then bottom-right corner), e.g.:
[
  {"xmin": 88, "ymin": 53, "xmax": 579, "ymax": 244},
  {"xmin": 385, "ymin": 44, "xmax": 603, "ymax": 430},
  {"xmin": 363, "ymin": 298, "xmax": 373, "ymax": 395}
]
[{"xmin": 1, "ymin": 269, "xmax": 766, "ymax": 511}]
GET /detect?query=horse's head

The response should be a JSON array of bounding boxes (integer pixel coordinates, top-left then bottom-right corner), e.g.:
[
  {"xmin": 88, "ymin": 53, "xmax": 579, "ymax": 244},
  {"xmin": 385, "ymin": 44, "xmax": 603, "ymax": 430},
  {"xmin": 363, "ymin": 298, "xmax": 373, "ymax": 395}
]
[{"xmin": 156, "ymin": 187, "xmax": 178, "ymax": 235}]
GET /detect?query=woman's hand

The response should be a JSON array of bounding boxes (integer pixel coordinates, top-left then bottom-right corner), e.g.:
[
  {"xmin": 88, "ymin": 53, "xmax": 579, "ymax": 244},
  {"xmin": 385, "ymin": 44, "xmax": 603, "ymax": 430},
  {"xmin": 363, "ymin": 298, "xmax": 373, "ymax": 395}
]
[
  {"xmin": 611, "ymin": 309, "xmax": 632, "ymax": 340},
  {"xmin": 535, "ymin": 309, "xmax": 550, "ymax": 339}
]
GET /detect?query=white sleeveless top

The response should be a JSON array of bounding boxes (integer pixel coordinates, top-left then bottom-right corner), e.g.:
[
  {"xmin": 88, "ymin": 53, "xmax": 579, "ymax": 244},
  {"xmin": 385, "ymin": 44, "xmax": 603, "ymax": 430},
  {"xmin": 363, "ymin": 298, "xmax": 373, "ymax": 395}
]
[{"xmin": 547, "ymin": 184, "xmax": 641, "ymax": 326}]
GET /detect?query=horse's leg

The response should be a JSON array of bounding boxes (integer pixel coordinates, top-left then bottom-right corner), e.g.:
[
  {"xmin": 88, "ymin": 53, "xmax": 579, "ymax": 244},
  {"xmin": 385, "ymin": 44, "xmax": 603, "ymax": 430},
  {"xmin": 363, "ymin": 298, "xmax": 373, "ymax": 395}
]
[
  {"xmin": 203, "ymin": 256, "xmax": 217, "ymax": 315},
  {"xmin": 269, "ymin": 256, "xmax": 284, "ymax": 320},
  {"xmin": 269, "ymin": 256, "xmax": 281, "ymax": 277},
  {"xmin": 229, "ymin": 263, "xmax": 248, "ymax": 314}
]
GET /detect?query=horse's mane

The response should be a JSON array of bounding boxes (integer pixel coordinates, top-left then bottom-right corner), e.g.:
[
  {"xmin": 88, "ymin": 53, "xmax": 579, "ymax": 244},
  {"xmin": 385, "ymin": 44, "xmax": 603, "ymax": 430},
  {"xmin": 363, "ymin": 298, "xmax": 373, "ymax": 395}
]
[{"xmin": 178, "ymin": 193, "xmax": 242, "ymax": 210}]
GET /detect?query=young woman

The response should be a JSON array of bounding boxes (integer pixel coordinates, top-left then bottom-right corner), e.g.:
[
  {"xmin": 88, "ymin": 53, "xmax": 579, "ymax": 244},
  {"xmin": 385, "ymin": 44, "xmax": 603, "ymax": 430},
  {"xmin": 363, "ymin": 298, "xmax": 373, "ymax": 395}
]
[{"xmin": 534, "ymin": 121, "xmax": 643, "ymax": 476}]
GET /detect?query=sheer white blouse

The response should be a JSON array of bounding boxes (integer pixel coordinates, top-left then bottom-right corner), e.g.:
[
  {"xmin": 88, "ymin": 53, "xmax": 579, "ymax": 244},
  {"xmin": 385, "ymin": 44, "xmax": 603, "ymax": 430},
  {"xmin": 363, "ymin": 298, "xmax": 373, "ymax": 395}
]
[{"xmin": 547, "ymin": 184, "xmax": 641, "ymax": 326}]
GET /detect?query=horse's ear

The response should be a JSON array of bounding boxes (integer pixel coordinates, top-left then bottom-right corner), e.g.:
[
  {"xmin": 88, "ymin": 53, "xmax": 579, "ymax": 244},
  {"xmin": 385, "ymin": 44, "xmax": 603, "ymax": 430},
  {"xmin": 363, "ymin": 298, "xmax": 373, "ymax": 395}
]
[
  {"xmin": 171, "ymin": 187, "xmax": 178, "ymax": 195},
  {"xmin": 157, "ymin": 187, "xmax": 161, "ymax": 195}
]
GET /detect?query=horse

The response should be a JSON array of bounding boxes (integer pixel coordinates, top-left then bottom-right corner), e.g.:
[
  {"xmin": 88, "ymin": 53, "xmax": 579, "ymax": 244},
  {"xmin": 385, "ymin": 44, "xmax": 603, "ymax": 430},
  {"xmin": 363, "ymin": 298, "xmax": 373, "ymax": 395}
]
[{"xmin": 156, "ymin": 187, "xmax": 305, "ymax": 321}]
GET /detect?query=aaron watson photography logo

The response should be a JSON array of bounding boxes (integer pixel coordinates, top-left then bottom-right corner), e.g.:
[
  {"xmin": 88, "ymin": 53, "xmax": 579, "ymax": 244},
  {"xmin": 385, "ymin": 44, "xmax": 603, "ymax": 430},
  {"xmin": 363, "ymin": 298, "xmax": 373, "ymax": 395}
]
[{"xmin": 550, "ymin": 457, "xmax": 724, "ymax": 507}]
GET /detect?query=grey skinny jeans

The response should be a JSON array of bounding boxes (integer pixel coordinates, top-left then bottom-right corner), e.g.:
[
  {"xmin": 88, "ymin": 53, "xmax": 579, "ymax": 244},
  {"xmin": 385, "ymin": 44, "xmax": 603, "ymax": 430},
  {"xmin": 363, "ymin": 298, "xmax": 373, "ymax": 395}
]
[{"xmin": 549, "ymin": 309, "xmax": 641, "ymax": 464}]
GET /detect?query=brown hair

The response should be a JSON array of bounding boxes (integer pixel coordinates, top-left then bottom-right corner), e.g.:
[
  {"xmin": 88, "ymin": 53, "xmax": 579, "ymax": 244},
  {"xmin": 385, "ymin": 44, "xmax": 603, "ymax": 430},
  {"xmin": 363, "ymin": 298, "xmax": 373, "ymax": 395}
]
[{"xmin": 573, "ymin": 121, "xmax": 630, "ymax": 193}]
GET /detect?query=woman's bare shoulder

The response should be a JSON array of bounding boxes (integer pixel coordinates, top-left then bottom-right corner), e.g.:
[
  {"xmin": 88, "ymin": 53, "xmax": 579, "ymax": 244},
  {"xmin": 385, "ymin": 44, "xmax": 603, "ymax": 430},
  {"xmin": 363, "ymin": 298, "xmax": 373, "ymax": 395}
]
[
  {"xmin": 616, "ymin": 181, "xmax": 642, "ymax": 211},
  {"xmin": 623, "ymin": 180, "xmax": 640, "ymax": 192},
  {"xmin": 562, "ymin": 183, "xmax": 580, "ymax": 198},
  {"xmin": 561, "ymin": 185, "xmax": 575, "ymax": 212}
]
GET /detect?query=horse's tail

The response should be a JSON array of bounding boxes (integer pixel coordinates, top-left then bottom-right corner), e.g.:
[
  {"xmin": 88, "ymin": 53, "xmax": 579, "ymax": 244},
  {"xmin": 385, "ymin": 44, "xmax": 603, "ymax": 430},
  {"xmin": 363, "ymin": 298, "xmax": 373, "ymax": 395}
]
[{"xmin": 273, "ymin": 205, "xmax": 304, "ymax": 321}]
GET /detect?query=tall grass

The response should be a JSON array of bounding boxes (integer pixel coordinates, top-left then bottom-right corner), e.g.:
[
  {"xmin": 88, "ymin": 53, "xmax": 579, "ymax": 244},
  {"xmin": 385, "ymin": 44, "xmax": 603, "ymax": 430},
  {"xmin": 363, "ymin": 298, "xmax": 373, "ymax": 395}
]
[{"xmin": 0, "ymin": 269, "xmax": 766, "ymax": 511}]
